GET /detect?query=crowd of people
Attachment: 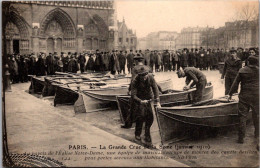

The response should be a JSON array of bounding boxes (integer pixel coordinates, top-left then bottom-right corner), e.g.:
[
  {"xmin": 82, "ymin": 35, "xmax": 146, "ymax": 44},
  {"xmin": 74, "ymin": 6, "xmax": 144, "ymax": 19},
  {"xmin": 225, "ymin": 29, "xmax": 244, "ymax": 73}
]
[
  {"xmin": 5, "ymin": 46, "xmax": 259, "ymax": 149},
  {"xmin": 6, "ymin": 47, "xmax": 259, "ymax": 84}
]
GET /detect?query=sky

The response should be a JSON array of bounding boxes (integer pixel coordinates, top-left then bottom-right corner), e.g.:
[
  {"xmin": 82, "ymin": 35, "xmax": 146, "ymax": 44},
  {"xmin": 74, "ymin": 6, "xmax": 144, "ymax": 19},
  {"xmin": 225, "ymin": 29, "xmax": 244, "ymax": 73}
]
[{"xmin": 116, "ymin": 0, "xmax": 259, "ymax": 38}]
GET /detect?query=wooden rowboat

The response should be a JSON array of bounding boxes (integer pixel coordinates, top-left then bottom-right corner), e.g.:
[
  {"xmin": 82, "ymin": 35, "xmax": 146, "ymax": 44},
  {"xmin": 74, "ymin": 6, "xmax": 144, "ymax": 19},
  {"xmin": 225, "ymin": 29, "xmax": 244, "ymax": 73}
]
[
  {"xmin": 156, "ymin": 98, "xmax": 238, "ymax": 144},
  {"xmin": 116, "ymin": 84, "xmax": 213, "ymax": 124},
  {"xmin": 73, "ymin": 79, "xmax": 173, "ymax": 113}
]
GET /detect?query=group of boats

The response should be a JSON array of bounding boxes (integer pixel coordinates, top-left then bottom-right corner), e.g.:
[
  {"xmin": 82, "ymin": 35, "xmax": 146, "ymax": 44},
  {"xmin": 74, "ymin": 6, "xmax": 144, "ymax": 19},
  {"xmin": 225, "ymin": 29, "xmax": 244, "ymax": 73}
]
[{"xmin": 29, "ymin": 71, "xmax": 239, "ymax": 145}]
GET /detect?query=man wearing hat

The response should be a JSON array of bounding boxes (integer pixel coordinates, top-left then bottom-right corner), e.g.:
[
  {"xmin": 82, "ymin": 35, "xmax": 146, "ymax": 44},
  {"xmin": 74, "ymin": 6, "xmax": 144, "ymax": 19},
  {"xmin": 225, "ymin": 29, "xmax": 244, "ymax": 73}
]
[
  {"xmin": 127, "ymin": 50, "xmax": 134, "ymax": 74},
  {"xmin": 180, "ymin": 48, "xmax": 189, "ymax": 69},
  {"xmin": 118, "ymin": 50, "xmax": 126, "ymax": 74},
  {"xmin": 46, "ymin": 53, "xmax": 55, "ymax": 75},
  {"xmin": 78, "ymin": 53, "xmax": 86, "ymax": 73},
  {"xmin": 131, "ymin": 65, "xmax": 161, "ymax": 142},
  {"xmin": 162, "ymin": 49, "xmax": 170, "ymax": 72},
  {"xmin": 221, "ymin": 49, "xmax": 242, "ymax": 95},
  {"xmin": 228, "ymin": 56, "xmax": 259, "ymax": 148},
  {"xmin": 109, "ymin": 49, "xmax": 119, "ymax": 74},
  {"xmin": 177, "ymin": 67, "xmax": 207, "ymax": 102}
]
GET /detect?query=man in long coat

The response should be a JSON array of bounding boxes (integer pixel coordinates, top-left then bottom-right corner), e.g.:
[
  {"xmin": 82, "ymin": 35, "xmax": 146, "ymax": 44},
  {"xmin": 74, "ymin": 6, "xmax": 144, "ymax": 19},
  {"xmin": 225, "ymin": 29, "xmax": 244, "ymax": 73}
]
[
  {"xmin": 78, "ymin": 53, "xmax": 86, "ymax": 73},
  {"xmin": 118, "ymin": 50, "xmax": 126, "ymax": 74},
  {"xmin": 228, "ymin": 56, "xmax": 259, "ymax": 148},
  {"xmin": 127, "ymin": 50, "xmax": 134, "ymax": 74},
  {"xmin": 68, "ymin": 55, "xmax": 79, "ymax": 73},
  {"xmin": 46, "ymin": 53, "xmax": 55, "ymax": 75},
  {"xmin": 221, "ymin": 49, "xmax": 242, "ymax": 95},
  {"xmin": 109, "ymin": 50, "xmax": 120, "ymax": 75},
  {"xmin": 131, "ymin": 65, "xmax": 161, "ymax": 142}
]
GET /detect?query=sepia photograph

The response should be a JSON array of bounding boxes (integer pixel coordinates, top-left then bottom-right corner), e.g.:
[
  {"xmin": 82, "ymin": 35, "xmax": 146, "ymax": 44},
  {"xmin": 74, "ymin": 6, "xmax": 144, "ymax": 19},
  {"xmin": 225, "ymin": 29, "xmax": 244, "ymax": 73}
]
[{"xmin": 2, "ymin": 0, "xmax": 259, "ymax": 167}]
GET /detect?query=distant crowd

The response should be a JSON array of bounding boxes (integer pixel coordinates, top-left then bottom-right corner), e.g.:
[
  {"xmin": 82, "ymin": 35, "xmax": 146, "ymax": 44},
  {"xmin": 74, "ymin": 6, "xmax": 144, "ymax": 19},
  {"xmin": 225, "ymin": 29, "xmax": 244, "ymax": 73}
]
[{"xmin": 6, "ymin": 47, "xmax": 259, "ymax": 84}]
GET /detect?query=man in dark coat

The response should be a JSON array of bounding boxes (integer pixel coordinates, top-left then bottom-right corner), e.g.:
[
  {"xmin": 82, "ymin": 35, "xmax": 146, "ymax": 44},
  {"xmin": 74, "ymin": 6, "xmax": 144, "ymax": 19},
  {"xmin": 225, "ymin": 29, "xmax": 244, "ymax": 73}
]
[
  {"xmin": 68, "ymin": 55, "xmax": 79, "ymax": 73},
  {"xmin": 198, "ymin": 48, "xmax": 206, "ymax": 70},
  {"xmin": 94, "ymin": 49, "xmax": 102, "ymax": 72},
  {"xmin": 149, "ymin": 51, "xmax": 155, "ymax": 72},
  {"xmin": 86, "ymin": 54, "xmax": 95, "ymax": 71},
  {"xmin": 218, "ymin": 48, "xmax": 225, "ymax": 62},
  {"xmin": 78, "ymin": 53, "xmax": 86, "ymax": 73},
  {"xmin": 127, "ymin": 50, "xmax": 134, "ymax": 74},
  {"xmin": 180, "ymin": 48, "xmax": 189, "ymax": 69},
  {"xmin": 109, "ymin": 50, "xmax": 120, "ymax": 74},
  {"xmin": 154, "ymin": 50, "xmax": 160, "ymax": 72},
  {"xmin": 131, "ymin": 65, "xmax": 161, "ymax": 142},
  {"xmin": 228, "ymin": 56, "xmax": 259, "ymax": 147},
  {"xmin": 28, "ymin": 53, "xmax": 37, "ymax": 75},
  {"xmin": 144, "ymin": 49, "xmax": 150, "ymax": 66},
  {"xmin": 35, "ymin": 53, "xmax": 46, "ymax": 76},
  {"xmin": 177, "ymin": 67, "xmax": 207, "ymax": 102},
  {"xmin": 62, "ymin": 52, "xmax": 69, "ymax": 72},
  {"xmin": 19, "ymin": 55, "xmax": 29, "ymax": 82},
  {"xmin": 118, "ymin": 50, "xmax": 126, "ymax": 74},
  {"xmin": 221, "ymin": 49, "xmax": 242, "ymax": 95},
  {"xmin": 45, "ymin": 53, "xmax": 55, "ymax": 75},
  {"xmin": 8, "ymin": 54, "xmax": 19, "ymax": 83},
  {"xmin": 162, "ymin": 50, "xmax": 170, "ymax": 71},
  {"xmin": 103, "ymin": 52, "xmax": 110, "ymax": 71},
  {"xmin": 188, "ymin": 48, "xmax": 196, "ymax": 67}
]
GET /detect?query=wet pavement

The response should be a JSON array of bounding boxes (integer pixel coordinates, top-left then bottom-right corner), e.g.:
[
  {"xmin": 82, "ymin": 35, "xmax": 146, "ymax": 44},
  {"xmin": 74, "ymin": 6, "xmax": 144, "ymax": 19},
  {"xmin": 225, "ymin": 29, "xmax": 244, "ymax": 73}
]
[{"xmin": 5, "ymin": 70, "xmax": 259, "ymax": 167}]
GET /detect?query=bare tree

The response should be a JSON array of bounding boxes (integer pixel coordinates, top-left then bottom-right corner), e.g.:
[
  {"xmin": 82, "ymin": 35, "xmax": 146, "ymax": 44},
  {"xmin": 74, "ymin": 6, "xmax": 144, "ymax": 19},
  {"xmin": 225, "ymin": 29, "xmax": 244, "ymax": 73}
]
[{"xmin": 232, "ymin": 2, "xmax": 259, "ymax": 47}]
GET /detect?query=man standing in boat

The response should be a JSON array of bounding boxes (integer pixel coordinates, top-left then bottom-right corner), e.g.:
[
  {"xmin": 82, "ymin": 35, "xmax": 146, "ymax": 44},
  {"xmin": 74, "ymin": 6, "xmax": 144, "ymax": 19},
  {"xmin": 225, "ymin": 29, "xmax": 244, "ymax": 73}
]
[
  {"xmin": 228, "ymin": 56, "xmax": 259, "ymax": 148},
  {"xmin": 177, "ymin": 67, "xmax": 207, "ymax": 103},
  {"xmin": 131, "ymin": 65, "xmax": 161, "ymax": 142}
]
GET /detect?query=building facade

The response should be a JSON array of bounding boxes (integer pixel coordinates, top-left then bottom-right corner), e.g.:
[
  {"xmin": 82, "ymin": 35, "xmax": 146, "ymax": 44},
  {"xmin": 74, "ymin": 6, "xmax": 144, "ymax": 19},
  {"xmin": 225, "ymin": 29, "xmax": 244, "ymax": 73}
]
[
  {"xmin": 117, "ymin": 18, "xmax": 137, "ymax": 51},
  {"xmin": 145, "ymin": 31, "xmax": 178, "ymax": 50},
  {"xmin": 175, "ymin": 27, "xmax": 209, "ymax": 50},
  {"xmin": 3, "ymin": 1, "xmax": 118, "ymax": 55}
]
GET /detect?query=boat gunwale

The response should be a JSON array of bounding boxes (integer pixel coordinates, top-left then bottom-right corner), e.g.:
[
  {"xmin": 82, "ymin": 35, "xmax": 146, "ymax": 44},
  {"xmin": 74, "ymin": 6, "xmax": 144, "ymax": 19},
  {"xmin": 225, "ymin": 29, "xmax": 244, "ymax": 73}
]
[{"xmin": 157, "ymin": 99, "xmax": 238, "ymax": 110}]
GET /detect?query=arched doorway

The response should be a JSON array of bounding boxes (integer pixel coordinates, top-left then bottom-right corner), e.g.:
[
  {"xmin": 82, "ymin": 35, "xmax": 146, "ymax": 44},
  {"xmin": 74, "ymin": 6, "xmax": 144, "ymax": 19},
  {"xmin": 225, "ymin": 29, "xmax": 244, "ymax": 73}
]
[
  {"xmin": 47, "ymin": 38, "xmax": 54, "ymax": 54},
  {"xmin": 40, "ymin": 8, "xmax": 76, "ymax": 53},
  {"xmin": 4, "ymin": 12, "xmax": 30, "ymax": 54}
]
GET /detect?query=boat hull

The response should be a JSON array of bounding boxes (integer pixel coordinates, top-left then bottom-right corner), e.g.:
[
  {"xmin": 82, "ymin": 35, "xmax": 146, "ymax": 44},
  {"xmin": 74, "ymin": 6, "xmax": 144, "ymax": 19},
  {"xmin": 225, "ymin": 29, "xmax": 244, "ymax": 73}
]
[
  {"xmin": 73, "ymin": 79, "xmax": 173, "ymax": 113},
  {"xmin": 116, "ymin": 84, "xmax": 213, "ymax": 124},
  {"xmin": 156, "ymin": 99, "xmax": 239, "ymax": 144}
]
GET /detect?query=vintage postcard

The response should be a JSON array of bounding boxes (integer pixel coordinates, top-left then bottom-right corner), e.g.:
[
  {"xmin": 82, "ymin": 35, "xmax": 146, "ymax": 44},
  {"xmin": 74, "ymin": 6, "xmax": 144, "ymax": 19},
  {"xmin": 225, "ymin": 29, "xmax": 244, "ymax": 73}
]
[{"xmin": 2, "ymin": 0, "xmax": 259, "ymax": 167}]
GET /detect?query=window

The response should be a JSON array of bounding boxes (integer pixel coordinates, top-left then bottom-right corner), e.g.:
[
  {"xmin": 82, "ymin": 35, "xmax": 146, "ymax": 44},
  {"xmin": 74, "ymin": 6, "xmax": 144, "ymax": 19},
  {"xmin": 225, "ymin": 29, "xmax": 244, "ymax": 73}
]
[
  {"xmin": 119, "ymin": 38, "xmax": 122, "ymax": 43},
  {"xmin": 126, "ymin": 38, "xmax": 129, "ymax": 43},
  {"xmin": 131, "ymin": 38, "xmax": 133, "ymax": 44}
]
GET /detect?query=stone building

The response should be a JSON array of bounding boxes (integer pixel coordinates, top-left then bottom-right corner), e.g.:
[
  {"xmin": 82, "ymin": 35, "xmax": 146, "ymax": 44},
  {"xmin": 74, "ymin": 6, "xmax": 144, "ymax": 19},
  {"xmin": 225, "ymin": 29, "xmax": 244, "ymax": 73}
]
[
  {"xmin": 221, "ymin": 20, "xmax": 258, "ymax": 49},
  {"xmin": 145, "ymin": 31, "xmax": 178, "ymax": 50},
  {"xmin": 117, "ymin": 18, "xmax": 137, "ymax": 51},
  {"xmin": 3, "ymin": 1, "xmax": 118, "ymax": 55},
  {"xmin": 175, "ymin": 27, "xmax": 209, "ymax": 50},
  {"xmin": 137, "ymin": 37, "xmax": 147, "ymax": 50}
]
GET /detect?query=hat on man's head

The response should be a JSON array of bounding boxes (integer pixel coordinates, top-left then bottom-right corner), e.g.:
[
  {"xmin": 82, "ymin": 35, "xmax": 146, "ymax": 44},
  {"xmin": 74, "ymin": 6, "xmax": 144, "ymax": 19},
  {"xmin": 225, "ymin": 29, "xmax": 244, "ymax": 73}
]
[
  {"xmin": 137, "ymin": 66, "xmax": 150, "ymax": 75},
  {"xmin": 230, "ymin": 48, "xmax": 237, "ymax": 53},
  {"xmin": 249, "ymin": 47, "xmax": 256, "ymax": 52},
  {"xmin": 134, "ymin": 54, "xmax": 144, "ymax": 60}
]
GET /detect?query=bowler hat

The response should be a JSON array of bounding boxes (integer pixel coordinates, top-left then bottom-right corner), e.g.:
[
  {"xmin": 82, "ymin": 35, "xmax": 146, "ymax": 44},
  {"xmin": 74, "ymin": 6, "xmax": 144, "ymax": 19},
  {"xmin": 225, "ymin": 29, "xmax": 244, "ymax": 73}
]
[
  {"xmin": 230, "ymin": 49, "xmax": 237, "ymax": 53},
  {"xmin": 134, "ymin": 54, "xmax": 144, "ymax": 60}
]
